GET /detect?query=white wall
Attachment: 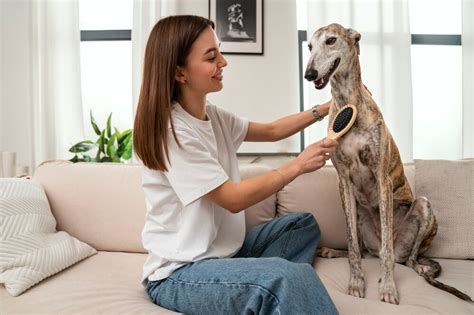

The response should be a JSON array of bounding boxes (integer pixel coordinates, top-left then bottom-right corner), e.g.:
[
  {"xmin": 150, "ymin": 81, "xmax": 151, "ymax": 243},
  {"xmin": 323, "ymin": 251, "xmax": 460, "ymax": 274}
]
[
  {"xmin": 0, "ymin": 0, "xmax": 33, "ymax": 171},
  {"xmin": 179, "ymin": 0, "xmax": 300, "ymax": 153},
  {"xmin": 0, "ymin": 0, "xmax": 300, "ymax": 173}
]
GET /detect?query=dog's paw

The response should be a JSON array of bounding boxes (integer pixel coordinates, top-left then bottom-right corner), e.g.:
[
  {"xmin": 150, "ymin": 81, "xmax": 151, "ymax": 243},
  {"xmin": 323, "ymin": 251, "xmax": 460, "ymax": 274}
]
[
  {"xmin": 379, "ymin": 278, "xmax": 399, "ymax": 304},
  {"xmin": 317, "ymin": 247, "xmax": 348, "ymax": 258},
  {"xmin": 317, "ymin": 247, "xmax": 334, "ymax": 258},
  {"xmin": 414, "ymin": 264, "xmax": 431, "ymax": 275},
  {"xmin": 348, "ymin": 274, "xmax": 365, "ymax": 298}
]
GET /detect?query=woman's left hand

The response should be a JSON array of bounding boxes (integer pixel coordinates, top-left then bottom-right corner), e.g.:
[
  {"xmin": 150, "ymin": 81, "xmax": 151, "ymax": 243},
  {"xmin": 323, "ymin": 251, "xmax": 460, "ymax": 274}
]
[{"xmin": 316, "ymin": 98, "xmax": 333, "ymax": 118}]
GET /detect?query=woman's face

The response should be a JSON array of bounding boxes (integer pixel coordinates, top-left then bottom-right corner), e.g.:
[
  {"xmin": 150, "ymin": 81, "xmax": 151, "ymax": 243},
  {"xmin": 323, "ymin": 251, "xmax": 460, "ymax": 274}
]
[{"xmin": 178, "ymin": 26, "xmax": 228, "ymax": 95}]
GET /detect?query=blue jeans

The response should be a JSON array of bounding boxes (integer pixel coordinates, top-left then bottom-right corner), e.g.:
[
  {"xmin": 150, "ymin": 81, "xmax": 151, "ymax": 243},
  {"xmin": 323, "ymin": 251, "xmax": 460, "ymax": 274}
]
[{"xmin": 146, "ymin": 212, "xmax": 338, "ymax": 315}]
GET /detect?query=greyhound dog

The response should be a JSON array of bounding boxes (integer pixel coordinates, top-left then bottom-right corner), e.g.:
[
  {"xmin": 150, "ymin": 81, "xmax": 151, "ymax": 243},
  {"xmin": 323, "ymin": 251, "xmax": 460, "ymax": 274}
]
[{"xmin": 304, "ymin": 23, "xmax": 472, "ymax": 304}]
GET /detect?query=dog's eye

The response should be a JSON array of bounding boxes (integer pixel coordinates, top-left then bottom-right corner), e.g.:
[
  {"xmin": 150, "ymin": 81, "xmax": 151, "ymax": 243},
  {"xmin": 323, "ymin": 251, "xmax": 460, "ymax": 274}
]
[
  {"xmin": 308, "ymin": 44, "xmax": 312, "ymax": 51},
  {"xmin": 326, "ymin": 37, "xmax": 336, "ymax": 45}
]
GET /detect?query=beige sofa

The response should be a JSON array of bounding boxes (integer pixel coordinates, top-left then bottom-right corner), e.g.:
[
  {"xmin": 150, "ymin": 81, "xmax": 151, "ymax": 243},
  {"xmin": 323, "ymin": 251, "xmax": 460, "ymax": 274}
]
[{"xmin": 1, "ymin": 160, "xmax": 473, "ymax": 314}]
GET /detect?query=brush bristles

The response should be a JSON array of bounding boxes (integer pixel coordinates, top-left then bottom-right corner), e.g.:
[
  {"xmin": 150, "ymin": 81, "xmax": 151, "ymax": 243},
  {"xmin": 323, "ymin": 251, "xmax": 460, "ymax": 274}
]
[{"xmin": 333, "ymin": 107, "xmax": 353, "ymax": 132}]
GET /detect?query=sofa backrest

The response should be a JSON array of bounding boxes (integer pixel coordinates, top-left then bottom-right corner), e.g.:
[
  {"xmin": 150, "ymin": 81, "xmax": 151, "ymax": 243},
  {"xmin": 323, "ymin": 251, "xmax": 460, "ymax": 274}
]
[
  {"xmin": 34, "ymin": 160, "xmax": 148, "ymax": 253},
  {"xmin": 33, "ymin": 160, "xmax": 278, "ymax": 253},
  {"xmin": 278, "ymin": 164, "xmax": 415, "ymax": 249},
  {"xmin": 33, "ymin": 160, "xmax": 414, "ymax": 253}
]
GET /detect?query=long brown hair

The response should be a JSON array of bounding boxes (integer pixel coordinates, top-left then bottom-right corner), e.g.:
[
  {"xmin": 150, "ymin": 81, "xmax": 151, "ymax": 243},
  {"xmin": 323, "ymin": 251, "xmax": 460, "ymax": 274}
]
[{"xmin": 133, "ymin": 15, "xmax": 215, "ymax": 171}]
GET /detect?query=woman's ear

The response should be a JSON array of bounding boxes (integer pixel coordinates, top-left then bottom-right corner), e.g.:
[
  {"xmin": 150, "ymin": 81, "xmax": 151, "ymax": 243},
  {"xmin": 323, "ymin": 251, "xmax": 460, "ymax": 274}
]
[{"xmin": 175, "ymin": 66, "xmax": 186, "ymax": 84}]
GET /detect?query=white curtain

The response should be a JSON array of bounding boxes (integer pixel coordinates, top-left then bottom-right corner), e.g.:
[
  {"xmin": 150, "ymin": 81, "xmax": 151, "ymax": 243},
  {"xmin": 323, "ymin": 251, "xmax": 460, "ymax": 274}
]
[
  {"xmin": 132, "ymin": 0, "xmax": 178, "ymax": 116},
  {"xmin": 30, "ymin": 0, "xmax": 84, "ymax": 170},
  {"xmin": 462, "ymin": 0, "xmax": 473, "ymax": 158},
  {"xmin": 306, "ymin": 0, "xmax": 413, "ymax": 162}
]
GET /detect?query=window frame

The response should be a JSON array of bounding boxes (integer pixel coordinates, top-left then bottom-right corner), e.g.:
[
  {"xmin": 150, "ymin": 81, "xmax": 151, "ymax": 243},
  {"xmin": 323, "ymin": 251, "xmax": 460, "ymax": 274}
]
[
  {"xmin": 80, "ymin": 30, "xmax": 131, "ymax": 41},
  {"xmin": 297, "ymin": 32, "xmax": 462, "ymax": 151}
]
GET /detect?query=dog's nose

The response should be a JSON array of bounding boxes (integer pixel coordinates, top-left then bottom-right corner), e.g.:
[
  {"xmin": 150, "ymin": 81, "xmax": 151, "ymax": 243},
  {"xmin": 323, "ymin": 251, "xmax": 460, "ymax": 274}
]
[{"xmin": 304, "ymin": 68, "xmax": 318, "ymax": 81}]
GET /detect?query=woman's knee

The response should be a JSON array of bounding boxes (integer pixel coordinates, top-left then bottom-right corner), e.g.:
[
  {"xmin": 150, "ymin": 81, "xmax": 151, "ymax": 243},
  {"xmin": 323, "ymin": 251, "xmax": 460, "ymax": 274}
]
[
  {"xmin": 298, "ymin": 212, "xmax": 321, "ymax": 238},
  {"xmin": 267, "ymin": 258, "xmax": 315, "ymax": 282}
]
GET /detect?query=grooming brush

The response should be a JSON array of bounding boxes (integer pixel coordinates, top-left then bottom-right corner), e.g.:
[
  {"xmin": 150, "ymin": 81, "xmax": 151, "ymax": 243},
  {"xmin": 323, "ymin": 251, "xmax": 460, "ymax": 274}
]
[{"xmin": 327, "ymin": 104, "xmax": 358, "ymax": 140}]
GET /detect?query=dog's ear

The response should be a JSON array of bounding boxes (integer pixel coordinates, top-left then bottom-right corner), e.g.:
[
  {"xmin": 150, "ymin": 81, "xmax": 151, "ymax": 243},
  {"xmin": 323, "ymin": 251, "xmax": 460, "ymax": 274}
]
[{"xmin": 347, "ymin": 28, "xmax": 361, "ymax": 55}]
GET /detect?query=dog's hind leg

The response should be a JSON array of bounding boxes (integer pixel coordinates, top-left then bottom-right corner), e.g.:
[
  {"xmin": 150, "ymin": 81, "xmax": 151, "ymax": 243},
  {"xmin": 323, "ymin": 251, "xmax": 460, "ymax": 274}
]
[
  {"xmin": 396, "ymin": 198, "xmax": 473, "ymax": 302},
  {"xmin": 403, "ymin": 197, "xmax": 437, "ymax": 271}
]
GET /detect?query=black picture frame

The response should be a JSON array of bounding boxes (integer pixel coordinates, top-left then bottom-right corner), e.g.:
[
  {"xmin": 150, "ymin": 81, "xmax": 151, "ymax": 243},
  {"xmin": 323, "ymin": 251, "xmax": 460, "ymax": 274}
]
[{"xmin": 208, "ymin": 0, "xmax": 264, "ymax": 55}]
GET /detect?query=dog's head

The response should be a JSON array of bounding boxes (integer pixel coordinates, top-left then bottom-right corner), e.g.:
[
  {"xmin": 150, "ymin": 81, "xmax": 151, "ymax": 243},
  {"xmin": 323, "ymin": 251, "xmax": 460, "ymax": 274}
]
[{"xmin": 304, "ymin": 23, "xmax": 361, "ymax": 90}]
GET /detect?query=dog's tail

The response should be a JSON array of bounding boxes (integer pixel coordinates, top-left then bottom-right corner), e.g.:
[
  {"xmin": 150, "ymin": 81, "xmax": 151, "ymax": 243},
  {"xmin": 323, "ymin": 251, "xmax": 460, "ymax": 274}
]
[{"xmin": 417, "ymin": 257, "xmax": 473, "ymax": 303}]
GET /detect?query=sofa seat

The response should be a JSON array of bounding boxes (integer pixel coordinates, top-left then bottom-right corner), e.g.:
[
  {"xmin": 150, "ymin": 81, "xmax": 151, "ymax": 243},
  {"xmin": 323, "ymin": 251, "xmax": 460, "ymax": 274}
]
[
  {"xmin": 316, "ymin": 257, "xmax": 473, "ymax": 314},
  {"xmin": 0, "ymin": 252, "xmax": 173, "ymax": 314},
  {"xmin": 2, "ymin": 250, "xmax": 472, "ymax": 314}
]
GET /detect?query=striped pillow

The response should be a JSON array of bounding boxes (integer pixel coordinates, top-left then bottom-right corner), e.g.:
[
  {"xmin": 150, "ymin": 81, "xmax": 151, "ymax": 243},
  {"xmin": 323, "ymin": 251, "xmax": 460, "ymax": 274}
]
[{"xmin": 0, "ymin": 178, "xmax": 96, "ymax": 296}]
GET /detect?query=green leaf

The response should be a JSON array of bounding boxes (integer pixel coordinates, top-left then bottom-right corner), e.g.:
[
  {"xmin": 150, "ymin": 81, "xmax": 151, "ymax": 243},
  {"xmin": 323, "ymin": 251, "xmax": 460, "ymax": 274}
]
[
  {"xmin": 90, "ymin": 110, "xmax": 102, "ymax": 136},
  {"xmin": 69, "ymin": 155, "xmax": 79, "ymax": 163},
  {"xmin": 95, "ymin": 148, "xmax": 101, "ymax": 162},
  {"xmin": 98, "ymin": 130, "xmax": 106, "ymax": 154},
  {"xmin": 118, "ymin": 129, "xmax": 132, "ymax": 144},
  {"xmin": 113, "ymin": 129, "xmax": 121, "ymax": 144},
  {"xmin": 106, "ymin": 113, "xmax": 112, "ymax": 138},
  {"xmin": 106, "ymin": 134, "xmax": 117, "ymax": 158},
  {"xmin": 68, "ymin": 140, "xmax": 96, "ymax": 153},
  {"xmin": 117, "ymin": 133, "xmax": 132, "ymax": 157},
  {"xmin": 121, "ymin": 136, "xmax": 133, "ymax": 160},
  {"xmin": 100, "ymin": 156, "xmax": 112, "ymax": 162}
]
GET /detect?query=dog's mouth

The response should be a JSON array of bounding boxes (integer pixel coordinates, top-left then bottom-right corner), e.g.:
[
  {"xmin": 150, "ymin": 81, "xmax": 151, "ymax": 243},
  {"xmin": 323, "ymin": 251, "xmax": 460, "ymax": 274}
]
[{"xmin": 314, "ymin": 58, "xmax": 340, "ymax": 90}]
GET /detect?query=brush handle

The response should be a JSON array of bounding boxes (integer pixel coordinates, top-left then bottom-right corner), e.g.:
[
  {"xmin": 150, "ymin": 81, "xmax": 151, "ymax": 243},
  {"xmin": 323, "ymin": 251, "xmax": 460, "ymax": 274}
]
[{"xmin": 327, "ymin": 104, "xmax": 357, "ymax": 141}]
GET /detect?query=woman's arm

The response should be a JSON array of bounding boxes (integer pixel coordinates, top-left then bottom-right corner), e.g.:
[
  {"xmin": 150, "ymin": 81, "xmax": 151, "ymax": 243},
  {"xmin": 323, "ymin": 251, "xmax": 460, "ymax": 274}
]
[
  {"xmin": 206, "ymin": 138, "xmax": 338, "ymax": 213},
  {"xmin": 244, "ymin": 99, "xmax": 332, "ymax": 142}
]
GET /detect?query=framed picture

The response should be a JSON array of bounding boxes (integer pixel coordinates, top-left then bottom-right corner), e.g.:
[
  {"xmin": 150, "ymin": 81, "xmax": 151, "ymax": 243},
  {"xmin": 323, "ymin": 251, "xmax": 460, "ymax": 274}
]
[{"xmin": 208, "ymin": 0, "xmax": 263, "ymax": 55}]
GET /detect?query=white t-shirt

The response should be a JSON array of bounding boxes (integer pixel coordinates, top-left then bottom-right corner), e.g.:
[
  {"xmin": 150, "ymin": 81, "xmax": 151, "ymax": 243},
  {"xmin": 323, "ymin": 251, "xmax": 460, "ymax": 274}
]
[{"xmin": 141, "ymin": 101, "xmax": 249, "ymax": 282}]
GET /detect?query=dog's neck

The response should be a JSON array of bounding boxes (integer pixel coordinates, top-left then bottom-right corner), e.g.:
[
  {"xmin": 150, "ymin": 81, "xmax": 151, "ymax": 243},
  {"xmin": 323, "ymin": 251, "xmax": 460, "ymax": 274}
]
[{"xmin": 330, "ymin": 57, "xmax": 366, "ymax": 108}]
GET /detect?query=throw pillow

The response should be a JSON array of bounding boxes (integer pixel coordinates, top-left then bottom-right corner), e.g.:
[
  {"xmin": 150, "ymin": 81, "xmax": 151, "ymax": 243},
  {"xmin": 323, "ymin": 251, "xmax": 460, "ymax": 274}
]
[
  {"xmin": 415, "ymin": 159, "xmax": 474, "ymax": 259},
  {"xmin": 0, "ymin": 178, "xmax": 96, "ymax": 296}
]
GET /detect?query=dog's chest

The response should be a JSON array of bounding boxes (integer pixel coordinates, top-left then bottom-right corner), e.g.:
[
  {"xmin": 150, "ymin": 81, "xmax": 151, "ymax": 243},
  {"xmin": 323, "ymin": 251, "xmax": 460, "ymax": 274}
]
[{"xmin": 333, "ymin": 129, "xmax": 379, "ymax": 208}]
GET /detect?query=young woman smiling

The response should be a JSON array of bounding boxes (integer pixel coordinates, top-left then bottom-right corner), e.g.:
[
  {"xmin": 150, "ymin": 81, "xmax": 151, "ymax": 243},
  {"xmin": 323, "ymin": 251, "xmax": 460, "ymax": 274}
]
[{"xmin": 133, "ymin": 15, "xmax": 339, "ymax": 315}]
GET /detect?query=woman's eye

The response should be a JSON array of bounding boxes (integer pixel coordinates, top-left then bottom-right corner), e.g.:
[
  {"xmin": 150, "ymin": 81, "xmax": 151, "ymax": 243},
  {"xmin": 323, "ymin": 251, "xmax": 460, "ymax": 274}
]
[
  {"xmin": 326, "ymin": 37, "xmax": 336, "ymax": 45},
  {"xmin": 208, "ymin": 54, "xmax": 217, "ymax": 61}
]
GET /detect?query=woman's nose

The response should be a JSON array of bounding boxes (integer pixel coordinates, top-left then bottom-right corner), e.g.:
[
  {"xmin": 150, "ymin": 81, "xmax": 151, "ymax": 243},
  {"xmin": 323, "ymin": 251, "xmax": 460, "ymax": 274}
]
[{"xmin": 218, "ymin": 54, "xmax": 228, "ymax": 68}]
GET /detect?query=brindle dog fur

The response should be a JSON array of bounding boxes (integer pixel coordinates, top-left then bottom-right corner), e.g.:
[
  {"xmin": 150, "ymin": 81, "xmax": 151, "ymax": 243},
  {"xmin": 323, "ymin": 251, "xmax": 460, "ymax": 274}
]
[{"xmin": 304, "ymin": 23, "xmax": 472, "ymax": 304}]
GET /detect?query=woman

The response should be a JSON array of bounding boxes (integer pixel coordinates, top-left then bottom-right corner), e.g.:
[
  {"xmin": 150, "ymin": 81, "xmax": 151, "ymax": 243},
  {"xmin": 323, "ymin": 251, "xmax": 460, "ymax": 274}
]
[{"xmin": 133, "ymin": 15, "xmax": 339, "ymax": 314}]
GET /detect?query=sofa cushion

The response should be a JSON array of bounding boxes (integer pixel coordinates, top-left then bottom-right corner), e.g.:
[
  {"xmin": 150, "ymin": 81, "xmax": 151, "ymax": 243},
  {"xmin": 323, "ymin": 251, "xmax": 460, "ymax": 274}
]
[
  {"xmin": 277, "ymin": 164, "xmax": 414, "ymax": 249},
  {"xmin": 34, "ymin": 160, "xmax": 148, "ymax": 253},
  {"xmin": 33, "ymin": 160, "xmax": 277, "ymax": 253},
  {"xmin": 0, "ymin": 252, "xmax": 174, "ymax": 314},
  {"xmin": 316, "ymin": 257, "xmax": 473, "ymax": 314},
  {"xmin": 0, "ymin": 178, "xmax": 96, "ymax": 296},
  {"xmin": 2, "ymin": 251, "xmax": 471, "ymax": 314},
  {"xmin": 415, "ymin": 159, "xmax": 474, "ymax": 259}
]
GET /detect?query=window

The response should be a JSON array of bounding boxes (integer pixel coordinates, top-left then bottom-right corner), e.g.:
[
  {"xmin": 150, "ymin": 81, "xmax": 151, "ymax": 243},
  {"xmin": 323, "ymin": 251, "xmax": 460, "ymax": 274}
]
[
  {"xmin": 79, "ymin": 0, "xmax": 133, "ymax": 142},
  {"xmin": 297, "ymin": 0, "xmax": 463, "ymax": 160},
  {"xmin": 409, "ymin": 0, "xmax": 462, "ymax": 159}
]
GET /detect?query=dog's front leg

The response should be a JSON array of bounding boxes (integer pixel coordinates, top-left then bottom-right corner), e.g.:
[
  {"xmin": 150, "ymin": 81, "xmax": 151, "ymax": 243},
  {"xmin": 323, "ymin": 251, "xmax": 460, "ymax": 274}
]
[
  {"xmin": 377, "ymin": 175, "xmax": 399, "ymax": 304},
  {"xmin": 339, "ymin": 177, "xmax": 365, "ymax": 298}
]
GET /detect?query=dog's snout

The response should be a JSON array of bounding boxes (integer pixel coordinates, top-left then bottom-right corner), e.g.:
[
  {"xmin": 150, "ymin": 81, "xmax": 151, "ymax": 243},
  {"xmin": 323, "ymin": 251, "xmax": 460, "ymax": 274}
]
[{"xmin": 304, "ymin": 68, "xmax": 318, "ymax": 81}]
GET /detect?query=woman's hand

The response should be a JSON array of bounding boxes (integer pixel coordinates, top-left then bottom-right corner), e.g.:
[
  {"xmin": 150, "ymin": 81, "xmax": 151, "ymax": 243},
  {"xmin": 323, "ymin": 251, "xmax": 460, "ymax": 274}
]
[{"xmin": 294, "ymin": 138, "xmax": 338, "ymax": 174}]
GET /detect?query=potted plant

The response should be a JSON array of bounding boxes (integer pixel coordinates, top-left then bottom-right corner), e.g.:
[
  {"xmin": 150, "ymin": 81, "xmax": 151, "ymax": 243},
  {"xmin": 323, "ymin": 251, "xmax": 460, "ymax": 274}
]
[{"xmin": 68, "ymin": 111, "xmax": 132, "ymax": 163}]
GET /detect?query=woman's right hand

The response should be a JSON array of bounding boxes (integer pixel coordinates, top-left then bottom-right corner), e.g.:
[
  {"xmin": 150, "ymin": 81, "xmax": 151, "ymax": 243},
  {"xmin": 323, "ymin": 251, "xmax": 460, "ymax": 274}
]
[{"xmin": 295, "ymin": 138, "xmax": 338, "ymax": 174}]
